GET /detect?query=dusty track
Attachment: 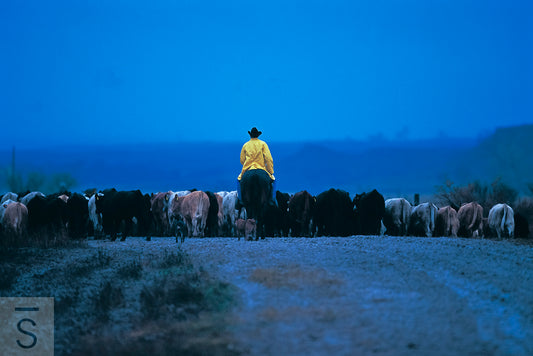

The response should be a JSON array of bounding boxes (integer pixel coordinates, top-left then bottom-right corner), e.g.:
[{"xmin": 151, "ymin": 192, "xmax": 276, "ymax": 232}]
[
  {"xmin": 182, "ymin": 236, "xmax": 533, "ymax": 356},
  {"xmin": 3, "ymin": 236, "xmax": 532, "ymax": 355}
]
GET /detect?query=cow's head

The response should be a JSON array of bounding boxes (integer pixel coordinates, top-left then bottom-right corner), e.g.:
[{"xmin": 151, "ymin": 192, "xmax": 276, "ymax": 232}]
[{"xmin": 353, "ymin": 193, "xmax": 365, "ymax": 208}]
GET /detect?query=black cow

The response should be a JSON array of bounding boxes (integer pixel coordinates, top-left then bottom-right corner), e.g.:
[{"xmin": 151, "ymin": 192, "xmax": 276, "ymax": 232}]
[
  {"xmin": 262, "ymin": 191, "xmax": 291, "ymax": 237},
  {"xmin": 514, "ymin": 212, "xmax": 530, "ymax": 238},
  {"xmin": 289, "ymin": 190, "xmax": 316, "ymax": 237},
  {"xmin": 27, "ymin": 195, "xmax": 68, "ymax": 236},
  {"xmin": 66, "ymin": 193, "xmax": 89, "ymax": 239},
  {"xmin": 95, "ymin": 189, "xmax": 151, "ymax": 241},
  {"xmin": 276, "ymin": 191, "xmax": 291, "ymax": 237},
  {"xmin": 205, "ymin": 191, "xmax": 220, "ymax": 237},
  {"xmin": 313, "ymin": 188, "xmax": 355, "ymax": 237},
  {"xmin": 262, "ymin": 205, "xmax": 282, "ymax": 237},
  {"xmin": 353, "ymin": 189, "xmax": 385, "ymax": 235}
]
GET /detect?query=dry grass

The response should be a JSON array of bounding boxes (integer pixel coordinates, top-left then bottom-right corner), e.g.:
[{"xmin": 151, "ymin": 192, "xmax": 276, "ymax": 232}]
[
  {"xmin": 116, "ymin": 258, "xmax": 143, "ymax": 279},
  {"xmin": 75, "ymin": 249, "xmax": 240, "ymax": 355},
  {"xmin": 0, "ymin": 228, "xmax": 84, "ymax": 249},
  {"xmin": 0, "ymin": 263, "xmax": 18, "ymax": 290},
  {"xmin": 77, "ymin": 267, "xmax": 241, "ymax": 355},
  {"xmin": 249, "ymin": 264, "xmax": 341, "ymax": 290},
  {"xmin": 76, "ymin": 316, "xmax": 243, "ymax": 356},
  {"xmin": 1, "ymin": 242, "xmax": 243, "ymax": 355}
]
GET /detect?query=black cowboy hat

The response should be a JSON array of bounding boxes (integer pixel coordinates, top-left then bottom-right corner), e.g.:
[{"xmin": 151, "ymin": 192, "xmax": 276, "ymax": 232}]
[{"xmin": 248, "ymin": 127, "xmax": 262, "ymax": 138}]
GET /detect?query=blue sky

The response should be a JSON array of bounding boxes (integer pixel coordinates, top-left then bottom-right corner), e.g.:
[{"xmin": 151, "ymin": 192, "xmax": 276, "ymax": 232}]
[{"xmin": 1, "ymin": 0, "xmax": 531, "ymax": 146}]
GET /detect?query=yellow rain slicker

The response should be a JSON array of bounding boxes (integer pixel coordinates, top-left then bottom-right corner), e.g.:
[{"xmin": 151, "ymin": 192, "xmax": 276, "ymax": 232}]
[{"xmin": 238, "ymin": 138, "xmax": 275, "ymax": 181}]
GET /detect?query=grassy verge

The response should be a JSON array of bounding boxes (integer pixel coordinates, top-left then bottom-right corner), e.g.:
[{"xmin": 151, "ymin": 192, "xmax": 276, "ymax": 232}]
[{"xmin": 1, "ymin": 243, "xmax": 243, "ymax": 355}]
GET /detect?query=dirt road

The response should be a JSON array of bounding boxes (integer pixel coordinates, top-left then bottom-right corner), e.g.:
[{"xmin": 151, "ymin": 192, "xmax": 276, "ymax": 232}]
[{"xmin": 182, "ymin": 236, "xmax": 533, "ymax": 356}]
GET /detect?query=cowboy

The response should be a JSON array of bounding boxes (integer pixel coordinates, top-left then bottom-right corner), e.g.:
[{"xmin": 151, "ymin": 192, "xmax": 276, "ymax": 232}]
[{"xmin": 237, "ymin": 127, "xmax": 277, "ymax": 206}]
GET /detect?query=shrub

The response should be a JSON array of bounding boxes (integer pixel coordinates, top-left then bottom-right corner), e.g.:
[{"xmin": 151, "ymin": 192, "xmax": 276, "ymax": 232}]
[
  {"xmin": 0, "ymin": 263, "xmax": 18, "ymax": 291},
  {"xmin": 94, "ymin": 280, "xmax": 124, "ymax": 320},
  {"xmin": 117, "ymin": 259, "xmax": 143, "ymax": 279},
  {"xmin": 435, "ymin": 178, "xmax": 518, "ymax": 215}
]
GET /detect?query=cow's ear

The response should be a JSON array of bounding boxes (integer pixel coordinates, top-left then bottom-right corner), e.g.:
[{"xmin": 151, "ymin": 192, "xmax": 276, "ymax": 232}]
[{"xmin": 165, "ymin": 195, "xmax": 169, "ymax": 202}]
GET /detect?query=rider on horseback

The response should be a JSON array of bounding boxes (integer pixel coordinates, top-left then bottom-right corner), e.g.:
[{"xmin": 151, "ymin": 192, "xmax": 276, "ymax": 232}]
[{"xmin": 237, "ymin": 127, "xmax": 277, "ymax": 207}]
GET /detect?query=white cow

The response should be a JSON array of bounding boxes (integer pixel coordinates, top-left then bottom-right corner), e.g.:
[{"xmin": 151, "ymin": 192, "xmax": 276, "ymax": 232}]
[
  {"xmin": 1, "ymin": 192, "xmax": 18, "ymax": 204},
  {"xmin": 384, "ymin": 198, "xmax": 412, "ymax": 236},
  {"xmin": 409, "ymin": 202, "xmax": 438, "ymax": 237},
  {"xmin": 488, "ymin": 203, "xmax": 515, "ymax": 238},
  {"xmin": 221, "ymin": 191, "xmax": 238, "ymax": 236},
  {"xmin": 88, "ymin": 193, "xmax": 104, "ymax": 238},
  {"xmin": 216, "ymin": 191, "xmax": 230, "ymax": 199},
  {"xmin": 20, "ymin": 191, "xmax": 45, "ymax": 206}
]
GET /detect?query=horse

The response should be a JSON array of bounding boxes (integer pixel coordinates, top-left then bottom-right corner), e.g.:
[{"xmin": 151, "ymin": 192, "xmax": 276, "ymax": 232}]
[{"xmin": 240, "ymin": 169, "xmax": 272, "ymax": 239}]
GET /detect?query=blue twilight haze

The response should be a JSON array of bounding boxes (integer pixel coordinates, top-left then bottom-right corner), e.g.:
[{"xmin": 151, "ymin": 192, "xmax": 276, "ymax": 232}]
[{"xmin": 1, "ymin": 0, "xmax": 531, "ymax": 147}]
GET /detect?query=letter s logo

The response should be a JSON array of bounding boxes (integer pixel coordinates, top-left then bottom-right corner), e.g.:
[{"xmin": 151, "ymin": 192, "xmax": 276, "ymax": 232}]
[{"xmin": 16, "ymin": 318, "xmax": 37, "ymax": 349}]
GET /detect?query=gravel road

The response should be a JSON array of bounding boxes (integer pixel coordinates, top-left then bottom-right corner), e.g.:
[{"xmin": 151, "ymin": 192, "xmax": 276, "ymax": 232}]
[{"xmin": 181, "ymin": 236, "xmax": 533, "ymax": 356}]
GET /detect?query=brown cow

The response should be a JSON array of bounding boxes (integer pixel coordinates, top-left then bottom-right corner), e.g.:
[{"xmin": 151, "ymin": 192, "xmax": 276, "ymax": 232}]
[
  {"xmin": 173, "ymin": 191, "xmax": 210, "ymax": 239},
  {"xmin": 457, "ymin": 202, "xmax": 484, "ymax": 238},
  {"xmin": 435, "ymin": 206, "xmax": 459, "ymax": 237},
  {"xmin": 215, "ymin": 193, "xmax": 224, "ymax": 236},
  {"xmin": 151, "ymin": 191, "xmax": 172, "ymax": 236},
  {"xmin": 2, "ymin": 202, "xmax": 28, "ymax": 240},
  {"xmin": 167, "ymin": 190, "xmax": 191, "ymax": 238},
  {"xmin": 236, "ymin": 218, "xmax": 257, "ymax": 241}
]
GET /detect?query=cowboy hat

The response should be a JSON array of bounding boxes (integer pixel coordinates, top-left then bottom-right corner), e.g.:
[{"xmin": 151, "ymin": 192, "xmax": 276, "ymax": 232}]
[{"xmin": 248, "ymin": 127, "xmax": 262, "ymax": 138}]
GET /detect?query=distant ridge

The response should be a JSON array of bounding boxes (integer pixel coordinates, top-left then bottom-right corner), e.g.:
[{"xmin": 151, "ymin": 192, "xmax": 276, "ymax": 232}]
[
  {"xmin": 0, "ymin": 125, "xmax": 531, "ymax": 197},
  {"xmin": 452, "ymin": 124, "xmax": 533, "ymax": 193}
]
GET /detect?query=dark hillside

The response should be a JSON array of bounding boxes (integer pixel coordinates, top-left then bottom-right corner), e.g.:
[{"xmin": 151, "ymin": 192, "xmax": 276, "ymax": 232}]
[
  {"xmin": 451, "ymin": 125, "xmax": 533, "ymax": 193},
  {"xmin": 0, "ymin": 125, "xmax": 531, "ymax": 197}
]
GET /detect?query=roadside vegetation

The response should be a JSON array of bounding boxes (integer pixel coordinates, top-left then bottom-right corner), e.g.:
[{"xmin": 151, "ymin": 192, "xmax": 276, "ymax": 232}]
[
  {"xmin": 0, "ymin": 242, "xmax": 243, "ymax": 355},
  {"xmin": 435, "ymin": 178, "xmax": 531, "ymax": 215}
]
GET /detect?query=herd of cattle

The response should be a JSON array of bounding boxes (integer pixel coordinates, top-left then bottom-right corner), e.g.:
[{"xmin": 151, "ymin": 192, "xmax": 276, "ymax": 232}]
[{"xmin": 0, "ymin": 187, "xmax": 530, "ymax": 244}]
